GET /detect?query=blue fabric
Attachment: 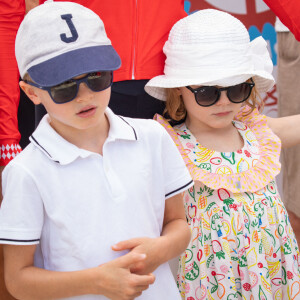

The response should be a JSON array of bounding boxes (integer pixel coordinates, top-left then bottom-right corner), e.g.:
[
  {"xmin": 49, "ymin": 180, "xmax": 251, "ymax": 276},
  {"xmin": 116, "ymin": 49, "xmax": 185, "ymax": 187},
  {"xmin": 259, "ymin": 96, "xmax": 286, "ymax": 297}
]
[{"xmin": 28, "ymin": 45, "xmax": 121, "ymax": 86}]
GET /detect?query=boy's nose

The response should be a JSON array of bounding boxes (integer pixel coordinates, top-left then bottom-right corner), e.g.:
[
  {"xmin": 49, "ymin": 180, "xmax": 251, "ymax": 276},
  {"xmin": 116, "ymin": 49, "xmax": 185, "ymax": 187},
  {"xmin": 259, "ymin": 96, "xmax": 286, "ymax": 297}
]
[{"xmin": 75, "ymin": 82, "xmax": 93, "ymax": 102}]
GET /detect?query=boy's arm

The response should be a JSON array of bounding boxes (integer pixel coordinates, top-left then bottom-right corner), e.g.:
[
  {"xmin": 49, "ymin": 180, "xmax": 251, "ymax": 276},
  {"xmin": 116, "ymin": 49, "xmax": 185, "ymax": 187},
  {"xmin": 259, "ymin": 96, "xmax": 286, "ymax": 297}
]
[
  {"xmin": 160, "ymin": 192, "xmax": 191, "ymax": 262},
  {"xmin": 3, "ymin": 244, "xmax": 155, "ymax": 300},
  {"xmin": 113, "ymin": 193, "xmax": 191, "ymax": 275},
  {"xmin": 267, "ymin": 115, "xmax": 300, "ymax": 148}
]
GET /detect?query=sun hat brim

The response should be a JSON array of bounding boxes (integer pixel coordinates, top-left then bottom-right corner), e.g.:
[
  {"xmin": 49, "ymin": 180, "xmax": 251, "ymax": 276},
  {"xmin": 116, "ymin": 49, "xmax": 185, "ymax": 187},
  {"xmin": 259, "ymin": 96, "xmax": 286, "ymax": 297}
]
[
  {"xmin": 28, "ymin": 45, "xmax": 121, "ymax": 87},
  {"xmin": 145, "ymin": 71, "xmax": 275, "ymax": 101}
]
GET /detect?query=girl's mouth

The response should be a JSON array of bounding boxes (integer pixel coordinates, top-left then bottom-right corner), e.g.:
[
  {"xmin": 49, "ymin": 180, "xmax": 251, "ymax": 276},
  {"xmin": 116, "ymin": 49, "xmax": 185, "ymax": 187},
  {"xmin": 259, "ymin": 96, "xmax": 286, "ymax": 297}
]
[{"xmin": 213, "ymin": 111, "xmax": 231, "ymax": 117}]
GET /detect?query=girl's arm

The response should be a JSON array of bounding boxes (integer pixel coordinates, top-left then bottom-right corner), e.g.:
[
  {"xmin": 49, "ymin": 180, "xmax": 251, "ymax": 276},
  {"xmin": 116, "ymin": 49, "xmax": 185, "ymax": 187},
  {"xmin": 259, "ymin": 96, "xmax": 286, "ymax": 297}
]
[
  {"xmin": 112, "ymin": 193, "xmax": 191, "ymax": 275},
  {"xmin": 3, "ymin": 244, "xmax": 155, "ymax": 300},
  {"xmin": 267, "ymin": 115, "xmax": 300, "ymax": 148}
]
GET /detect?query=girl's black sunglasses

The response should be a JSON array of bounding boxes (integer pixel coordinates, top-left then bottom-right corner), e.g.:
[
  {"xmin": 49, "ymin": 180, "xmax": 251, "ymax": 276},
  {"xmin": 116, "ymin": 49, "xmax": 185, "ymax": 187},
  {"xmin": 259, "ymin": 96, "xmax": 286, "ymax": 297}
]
[
  {"xmin": 24, "ymin": 71, "xmax": 113, "ymax": 104},
  {"xmin": 186, "ymin": 80, "xmax": 255, "ymax": 107}
]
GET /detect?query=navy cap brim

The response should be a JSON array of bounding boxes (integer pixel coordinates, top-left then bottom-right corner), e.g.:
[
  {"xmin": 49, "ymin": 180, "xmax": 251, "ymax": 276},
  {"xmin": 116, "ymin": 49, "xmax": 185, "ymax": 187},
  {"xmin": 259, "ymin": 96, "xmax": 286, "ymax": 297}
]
[{"xmin": 28, "ymin": 45, "xmax": 121, "ymax": 87}]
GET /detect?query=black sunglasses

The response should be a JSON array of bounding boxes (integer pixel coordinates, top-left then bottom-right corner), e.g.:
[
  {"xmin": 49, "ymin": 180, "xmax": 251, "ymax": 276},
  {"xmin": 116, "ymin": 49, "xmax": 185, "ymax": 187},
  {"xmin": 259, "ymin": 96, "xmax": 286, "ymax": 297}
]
[
  {"xmin": 186, "ymin": 80, "xmax": 255, "ymax": 107},
  {"xmin": 24, "ymin": 71, "xmax": 113, "ymax": 104}
]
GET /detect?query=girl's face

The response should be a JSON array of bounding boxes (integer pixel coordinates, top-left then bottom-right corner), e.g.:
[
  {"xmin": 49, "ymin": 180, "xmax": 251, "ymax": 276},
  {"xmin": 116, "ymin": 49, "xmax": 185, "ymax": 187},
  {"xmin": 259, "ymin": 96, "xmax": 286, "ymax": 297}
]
[{"xmin": 179, "ymin": 85, "xmax": 243, "ymax": 131}]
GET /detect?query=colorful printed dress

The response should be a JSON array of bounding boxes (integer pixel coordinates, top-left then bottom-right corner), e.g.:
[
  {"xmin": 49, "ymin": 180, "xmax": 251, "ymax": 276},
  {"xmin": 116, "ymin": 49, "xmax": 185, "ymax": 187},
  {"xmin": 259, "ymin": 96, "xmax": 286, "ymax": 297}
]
[{"xmin": 156, "ymin": 108, "xmax": 300, "ymax": 300}]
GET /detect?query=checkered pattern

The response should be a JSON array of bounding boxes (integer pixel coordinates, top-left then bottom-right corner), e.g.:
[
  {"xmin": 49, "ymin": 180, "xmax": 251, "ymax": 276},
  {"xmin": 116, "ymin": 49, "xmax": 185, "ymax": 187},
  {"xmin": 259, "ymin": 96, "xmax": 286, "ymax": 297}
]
[{"xmin": 0, "ymin": 143, "xmax": 22, "ymax": 165}]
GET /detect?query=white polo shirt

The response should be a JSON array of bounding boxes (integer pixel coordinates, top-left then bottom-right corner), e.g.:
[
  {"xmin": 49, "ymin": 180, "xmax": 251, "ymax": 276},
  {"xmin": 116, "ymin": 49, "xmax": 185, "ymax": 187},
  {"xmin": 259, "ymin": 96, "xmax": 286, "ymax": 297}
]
[{"xmin": 0, "ymin": 108, "xmax": 193, "ymax": 300}]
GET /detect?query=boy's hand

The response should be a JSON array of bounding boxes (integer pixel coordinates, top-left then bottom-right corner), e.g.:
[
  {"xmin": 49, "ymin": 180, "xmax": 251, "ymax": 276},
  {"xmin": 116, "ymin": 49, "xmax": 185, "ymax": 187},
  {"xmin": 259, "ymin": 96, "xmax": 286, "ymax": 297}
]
[
  {"xmin": 96, "ymin": 251, "xmax": 155, "ymax": 300},
  {"xmin": 112, "ymin": 237, "xmax": 165, "ymax": 275}
]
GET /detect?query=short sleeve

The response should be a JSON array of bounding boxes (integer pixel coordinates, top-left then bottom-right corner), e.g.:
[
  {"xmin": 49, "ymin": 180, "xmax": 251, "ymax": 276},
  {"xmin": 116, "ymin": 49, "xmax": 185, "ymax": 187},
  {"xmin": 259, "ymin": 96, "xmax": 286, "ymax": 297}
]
[
  {"xmin": 0, "ymin": 162, "xmax": 44, "ymax": 245},
  {"xmin": 159, "ymin": 126, "xmax": 194, "ymax": 199}
]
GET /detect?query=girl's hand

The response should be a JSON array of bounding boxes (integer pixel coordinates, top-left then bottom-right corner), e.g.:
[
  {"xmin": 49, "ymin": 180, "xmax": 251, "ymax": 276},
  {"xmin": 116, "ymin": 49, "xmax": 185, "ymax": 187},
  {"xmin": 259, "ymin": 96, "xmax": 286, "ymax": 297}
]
[
  {"xmin": 95, "ymin": 251, "xmax": 155, "ymax": 300},
  {"xmin": 112, "ymin": 237, "xmax": 164, "ymax": 275}
]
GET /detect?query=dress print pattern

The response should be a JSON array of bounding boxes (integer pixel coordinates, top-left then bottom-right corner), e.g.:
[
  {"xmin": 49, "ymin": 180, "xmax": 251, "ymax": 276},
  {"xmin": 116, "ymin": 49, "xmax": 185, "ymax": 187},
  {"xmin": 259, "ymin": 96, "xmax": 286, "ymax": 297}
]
[{"xmin": 155, "ymin": 108, "xmax": 300, "ymax": 300}]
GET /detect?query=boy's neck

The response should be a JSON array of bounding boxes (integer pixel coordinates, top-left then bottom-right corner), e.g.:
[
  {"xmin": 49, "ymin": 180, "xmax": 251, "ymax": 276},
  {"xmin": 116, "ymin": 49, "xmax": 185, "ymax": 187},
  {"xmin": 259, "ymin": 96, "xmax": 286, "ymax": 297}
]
[{"xmin": 50, "ymin": 114, "xmax": 110, "ymax": 155}]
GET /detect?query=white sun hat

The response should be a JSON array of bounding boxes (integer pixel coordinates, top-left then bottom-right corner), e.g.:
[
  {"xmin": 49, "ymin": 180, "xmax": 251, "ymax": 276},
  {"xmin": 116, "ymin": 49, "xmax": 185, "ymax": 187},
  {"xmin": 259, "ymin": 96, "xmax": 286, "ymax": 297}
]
[{"xmin": 145, "ymin": 9, "xmax": 275, "ymax": 101}]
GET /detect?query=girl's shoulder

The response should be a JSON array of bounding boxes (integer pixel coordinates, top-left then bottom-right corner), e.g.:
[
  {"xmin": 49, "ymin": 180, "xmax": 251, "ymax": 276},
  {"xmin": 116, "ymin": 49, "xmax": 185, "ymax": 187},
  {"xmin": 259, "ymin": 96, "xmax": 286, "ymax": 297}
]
[
  {"xmin": 234, "ymin": 106, "xmax": 278, "ymax": 140},
  {"xmin": 154, "ymin": 108, "xmax": 281, "ymax": 193}
]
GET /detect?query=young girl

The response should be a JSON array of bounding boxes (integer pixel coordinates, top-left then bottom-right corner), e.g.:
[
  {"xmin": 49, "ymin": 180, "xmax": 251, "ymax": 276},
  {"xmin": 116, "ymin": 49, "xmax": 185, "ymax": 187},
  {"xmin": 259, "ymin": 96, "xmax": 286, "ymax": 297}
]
[{"xmin": 145, "ymin": 9, "xmax": 300, "ymax": 300}]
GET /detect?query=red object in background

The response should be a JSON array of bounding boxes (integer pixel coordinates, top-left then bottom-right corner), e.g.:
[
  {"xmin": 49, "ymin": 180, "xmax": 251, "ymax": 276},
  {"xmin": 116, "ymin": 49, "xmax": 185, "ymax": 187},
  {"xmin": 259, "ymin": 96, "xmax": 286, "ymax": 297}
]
[
  {"xmin": 189, "ymin": 0, "xmax": 275, "ymax": 31},
  {"xmin": 0, "ymin": 1, "xmax": 24, "ymax": 165},
  {"xmin": 263, "ymin": 0, "xmax": 300, "ymax": 41}
]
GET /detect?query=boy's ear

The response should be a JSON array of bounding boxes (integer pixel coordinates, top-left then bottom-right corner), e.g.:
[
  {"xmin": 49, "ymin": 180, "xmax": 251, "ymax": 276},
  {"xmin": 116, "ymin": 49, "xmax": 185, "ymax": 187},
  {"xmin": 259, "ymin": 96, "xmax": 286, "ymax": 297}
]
[{"xmin": 19, "ymin": 81, "xmax": 42, "ymax": 105}]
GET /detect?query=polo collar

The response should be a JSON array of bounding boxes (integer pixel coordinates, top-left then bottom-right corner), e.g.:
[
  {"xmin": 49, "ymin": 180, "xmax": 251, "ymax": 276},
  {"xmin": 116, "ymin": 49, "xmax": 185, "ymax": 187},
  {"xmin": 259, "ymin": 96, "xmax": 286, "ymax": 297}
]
[
  {"xmin": 30, "ymin": 108, "xmax": 138, "ymax": 165},
  {"xmin": 105, "ymin": 107, "xmax": 138, "ymax": 142}
]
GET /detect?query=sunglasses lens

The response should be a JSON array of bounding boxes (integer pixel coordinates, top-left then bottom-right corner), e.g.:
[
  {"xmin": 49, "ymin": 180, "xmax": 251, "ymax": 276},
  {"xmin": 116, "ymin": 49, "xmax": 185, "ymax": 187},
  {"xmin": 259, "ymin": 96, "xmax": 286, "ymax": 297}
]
[
  {"xmin": 228, "ymin": 83, "xmax": 252, "ymax": 103},
  {"xmin": 50, "ymin": 81, "xmax": 77, "ymax": 104},
  {"xmin": 87, "ymin": 71, "xmax": 112, "ymax": 91},
  {"xmin": 196, "ymin": 86, "xmax": 219, "ymax": 106}
]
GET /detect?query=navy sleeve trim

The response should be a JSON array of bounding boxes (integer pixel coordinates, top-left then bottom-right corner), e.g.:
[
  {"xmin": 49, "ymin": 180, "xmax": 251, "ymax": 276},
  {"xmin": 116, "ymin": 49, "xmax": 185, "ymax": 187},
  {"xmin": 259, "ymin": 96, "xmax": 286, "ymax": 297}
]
[
  {"xmin": 165, "ymin": 179, "xmax": 194, "ymax": 198},
  {"xmin": 0, "ymin": 238, "xmax": 40, "ymax": 243}
]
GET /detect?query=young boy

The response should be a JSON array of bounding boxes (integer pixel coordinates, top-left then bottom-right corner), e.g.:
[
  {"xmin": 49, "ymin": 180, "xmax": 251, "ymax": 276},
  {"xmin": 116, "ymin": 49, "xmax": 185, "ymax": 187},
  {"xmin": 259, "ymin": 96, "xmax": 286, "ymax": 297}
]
[{"xmin": 0, "ymin": 1, "xmax": 193, "ymax": 299}]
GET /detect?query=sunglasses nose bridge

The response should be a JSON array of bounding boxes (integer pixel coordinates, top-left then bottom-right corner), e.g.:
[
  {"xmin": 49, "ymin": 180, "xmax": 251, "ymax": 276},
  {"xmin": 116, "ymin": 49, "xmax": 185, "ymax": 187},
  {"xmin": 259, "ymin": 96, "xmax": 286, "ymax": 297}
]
[
  {"xmin": 77, "ymin": 76, "xmax": 89, "ymax": 87},
  {"xmin": 215, "ymin": 88, "xmax": 231, "ymax": 105},
  {"xmin": 75, "ymin": 80, "xmax": 93, "ymax": 102}
]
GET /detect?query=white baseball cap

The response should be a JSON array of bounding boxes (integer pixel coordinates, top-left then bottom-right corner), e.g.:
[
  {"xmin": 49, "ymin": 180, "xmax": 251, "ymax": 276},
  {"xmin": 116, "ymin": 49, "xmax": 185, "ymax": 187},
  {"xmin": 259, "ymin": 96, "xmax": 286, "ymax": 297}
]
[
  {"xmin": 15, "ymin": 0, "xmax": 121, "ymax": 87},
  {"xmin": 145, "ymin": 9, "xmax": 275, "ymax": 101}
]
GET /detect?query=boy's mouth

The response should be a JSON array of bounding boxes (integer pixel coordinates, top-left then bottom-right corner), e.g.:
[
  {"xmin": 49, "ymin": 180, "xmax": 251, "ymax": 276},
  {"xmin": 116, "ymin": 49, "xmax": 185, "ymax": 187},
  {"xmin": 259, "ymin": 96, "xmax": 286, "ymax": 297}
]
[{"xmin": 77, "ymin": 105, "xmax": 97, "ymax": 117}]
